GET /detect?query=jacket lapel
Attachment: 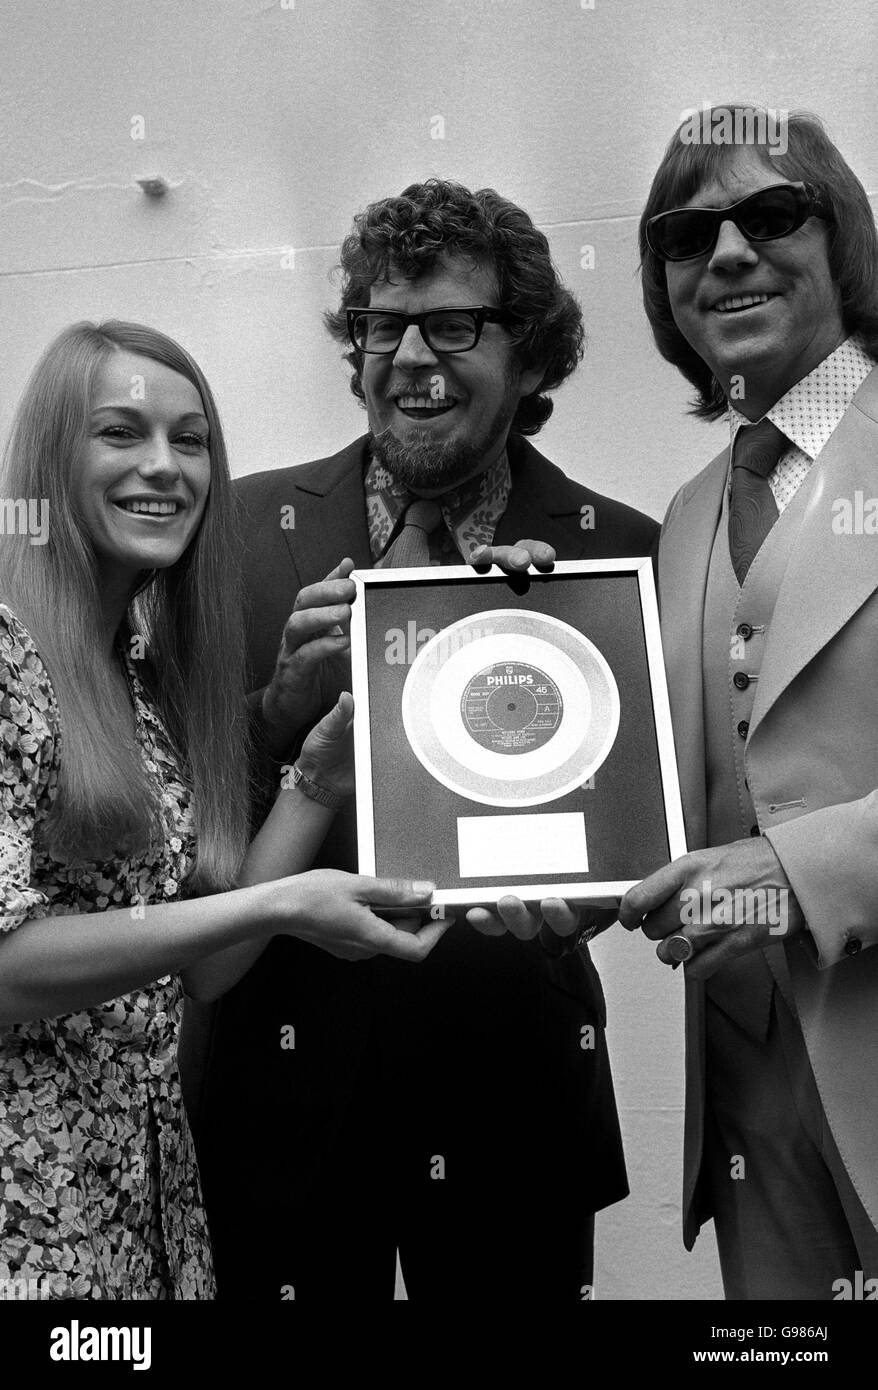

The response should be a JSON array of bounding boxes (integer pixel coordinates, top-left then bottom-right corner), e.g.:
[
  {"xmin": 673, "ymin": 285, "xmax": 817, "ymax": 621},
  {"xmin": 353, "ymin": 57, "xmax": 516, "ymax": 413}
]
[
  {"xmin": 283, "ymin": 436, "xmax": 373, "ymax": 584},
  {"xmin": 494, "ymin": 435, "xmax": 597, "ymax": 553},
  {"xmin": 750, "ymin": 368, "xmax": 878, "ymax": 739},
  {"xmin": 658, "ymin": 455, "xmax": 727, "ymax": 851},
  {"xmin": 493, "ymin": 487, "xmax": 589, "ymax": 553}
]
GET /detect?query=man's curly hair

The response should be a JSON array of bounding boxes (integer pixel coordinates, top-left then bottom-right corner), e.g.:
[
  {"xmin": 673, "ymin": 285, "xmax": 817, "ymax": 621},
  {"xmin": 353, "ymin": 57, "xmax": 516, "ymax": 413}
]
[{"xmin": 324, "ymin": 179, "xmax": 584, "ymax": 436}]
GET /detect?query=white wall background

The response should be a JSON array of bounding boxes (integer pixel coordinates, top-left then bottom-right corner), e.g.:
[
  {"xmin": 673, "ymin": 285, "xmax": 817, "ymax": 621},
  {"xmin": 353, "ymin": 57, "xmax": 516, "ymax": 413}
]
[{"xmin": 1, "ymin": 0, "xmax": 875, "ymax": 1301}]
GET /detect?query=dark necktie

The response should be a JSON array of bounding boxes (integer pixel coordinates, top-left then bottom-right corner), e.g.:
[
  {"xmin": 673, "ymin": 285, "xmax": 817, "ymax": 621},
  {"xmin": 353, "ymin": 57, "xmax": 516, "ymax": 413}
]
[
  {"xmin": 727, "ymin": 419, "xmax": 786, "ymax": 584},
  {"xmin": 378, "ymin": 498, "xmax": 443, "ymax": 568}
]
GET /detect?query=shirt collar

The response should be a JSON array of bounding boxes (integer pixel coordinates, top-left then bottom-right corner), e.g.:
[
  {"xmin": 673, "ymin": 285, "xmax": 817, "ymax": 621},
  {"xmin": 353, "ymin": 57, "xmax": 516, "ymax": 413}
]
[
  {"xmin": 363, "ymin": 449, "xmax": 511, "ymax": 561},
  {"xmin": 727, "ymin": 334, "xmax": 876, "ymax": 459}
]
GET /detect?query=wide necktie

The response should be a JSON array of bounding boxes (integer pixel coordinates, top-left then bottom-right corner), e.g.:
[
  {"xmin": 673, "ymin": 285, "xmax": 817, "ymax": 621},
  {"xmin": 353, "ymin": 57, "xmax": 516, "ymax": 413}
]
[
  {"xmin": 727, "ymin": 418, "xmax": 786, "ymax": 584},
  {"xmin": 378, "ymin": 497, "xmax": 443, "ymax": 568}
]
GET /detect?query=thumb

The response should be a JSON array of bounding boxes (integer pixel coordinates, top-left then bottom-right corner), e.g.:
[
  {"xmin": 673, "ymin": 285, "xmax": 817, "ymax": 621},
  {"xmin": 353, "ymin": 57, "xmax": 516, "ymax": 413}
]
[
  {"xmin": 362, "ymin": 877, "xmax": 437, "ymax": 908},
  {"xmin": 314, "ymin": 691, "xmax": 354, "ymax": 736},
  {"xmin": 618, "ymin": 858, "xmax": 691, "ymax": 930},
  {"xmin": 323, "ymin": 556, "xmax": 356, "ymax": 582}
]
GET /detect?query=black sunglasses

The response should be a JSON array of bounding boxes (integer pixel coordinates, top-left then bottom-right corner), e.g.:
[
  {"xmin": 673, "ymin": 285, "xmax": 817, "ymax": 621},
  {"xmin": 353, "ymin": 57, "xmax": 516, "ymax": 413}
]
[
  {"xmin": 346, "ymin": 305, "xmax": 507, "ymax": 355},
  {"xmin": 645, "ymin": 182, "xmax": 829, "ymax": 262}
]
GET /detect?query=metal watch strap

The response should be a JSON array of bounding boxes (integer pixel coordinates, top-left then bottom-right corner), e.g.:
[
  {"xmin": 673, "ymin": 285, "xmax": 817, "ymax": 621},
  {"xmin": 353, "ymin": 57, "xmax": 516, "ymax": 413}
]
[{"xmin": 291, "ymin": 763, "xmax": 346, "ymax": 810}]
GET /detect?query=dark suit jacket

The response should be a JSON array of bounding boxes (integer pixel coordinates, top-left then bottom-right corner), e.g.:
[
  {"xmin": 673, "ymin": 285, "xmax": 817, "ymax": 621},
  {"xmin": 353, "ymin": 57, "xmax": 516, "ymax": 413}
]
[{"xmin": 186, "ymin": 432, "xmax": 656, "ymax": 1249}]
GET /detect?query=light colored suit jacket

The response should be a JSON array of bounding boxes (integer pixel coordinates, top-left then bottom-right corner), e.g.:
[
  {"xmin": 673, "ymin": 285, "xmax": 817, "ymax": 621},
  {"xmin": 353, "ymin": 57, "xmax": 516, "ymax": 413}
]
[{"xmin": 659, "ymin": 364, "xmax": 878, "ymax": 1249}]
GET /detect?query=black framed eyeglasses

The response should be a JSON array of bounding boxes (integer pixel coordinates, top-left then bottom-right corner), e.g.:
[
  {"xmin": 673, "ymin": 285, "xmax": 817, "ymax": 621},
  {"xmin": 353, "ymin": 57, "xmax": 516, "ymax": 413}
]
[
  {"xmin": 346, "ymin": 305, "xmax": 507, "ymax": 355},
  {"xmin": 645, "ymin": 182, "xmax": 829, "ymax": 262}
]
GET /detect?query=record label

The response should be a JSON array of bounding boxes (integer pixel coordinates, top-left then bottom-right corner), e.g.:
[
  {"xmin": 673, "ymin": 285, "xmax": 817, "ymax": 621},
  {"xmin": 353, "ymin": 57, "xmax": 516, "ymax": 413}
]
[{"xmin": 461, "ymin": 662, "xmax": 563, "ymax": 754}]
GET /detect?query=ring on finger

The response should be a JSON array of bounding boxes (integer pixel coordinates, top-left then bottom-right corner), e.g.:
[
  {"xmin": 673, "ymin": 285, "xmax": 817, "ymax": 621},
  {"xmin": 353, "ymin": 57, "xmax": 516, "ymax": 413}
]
[{"xmin": 666, "ymin": 933, "xmax": 695, "ymax": 964}]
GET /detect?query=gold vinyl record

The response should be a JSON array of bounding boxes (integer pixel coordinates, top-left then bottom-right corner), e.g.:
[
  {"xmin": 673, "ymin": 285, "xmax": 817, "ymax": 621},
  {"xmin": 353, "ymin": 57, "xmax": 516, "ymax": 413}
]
[{"xmin": 401, "ymin": 609, "xmax": 620, "ymax": 806}]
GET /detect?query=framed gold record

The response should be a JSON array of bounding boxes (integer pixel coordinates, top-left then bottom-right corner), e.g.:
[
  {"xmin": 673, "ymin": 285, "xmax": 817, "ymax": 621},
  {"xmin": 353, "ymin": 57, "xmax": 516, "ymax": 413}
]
[{"xmin": 351, "ymin": 559, "xmax": 686, "ymax": 906}]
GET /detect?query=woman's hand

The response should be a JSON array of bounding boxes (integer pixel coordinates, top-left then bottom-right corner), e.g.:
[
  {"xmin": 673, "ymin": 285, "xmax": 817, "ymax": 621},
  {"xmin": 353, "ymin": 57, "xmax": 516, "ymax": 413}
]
[
  {"xmin": 271, "ymin": 869, "xmax": 452, "ymax": 961},
  {"xmin": 297, "ymin": 691, "xmax": 355, "ymax": 800}
]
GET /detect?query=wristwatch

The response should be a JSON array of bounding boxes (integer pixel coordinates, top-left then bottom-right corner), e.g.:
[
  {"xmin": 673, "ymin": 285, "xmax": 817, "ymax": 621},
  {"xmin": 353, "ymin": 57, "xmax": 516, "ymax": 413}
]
[{"xmin": 291, "ymin": 763, "xmax": 347, "ymax": 810}]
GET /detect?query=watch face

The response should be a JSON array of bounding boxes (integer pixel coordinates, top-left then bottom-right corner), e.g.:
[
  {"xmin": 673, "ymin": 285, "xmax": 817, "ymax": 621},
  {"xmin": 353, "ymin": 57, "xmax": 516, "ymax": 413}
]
[{"xmin": 401, "ymin": 609, "xmax": 620, "ymax": 807}]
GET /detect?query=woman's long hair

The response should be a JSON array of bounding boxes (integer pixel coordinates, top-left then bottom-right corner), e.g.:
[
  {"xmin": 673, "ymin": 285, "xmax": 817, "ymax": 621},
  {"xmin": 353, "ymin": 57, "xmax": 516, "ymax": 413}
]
[{"xmin": 0, "ymin": 320, "xmax": 250, "ymax": 892}]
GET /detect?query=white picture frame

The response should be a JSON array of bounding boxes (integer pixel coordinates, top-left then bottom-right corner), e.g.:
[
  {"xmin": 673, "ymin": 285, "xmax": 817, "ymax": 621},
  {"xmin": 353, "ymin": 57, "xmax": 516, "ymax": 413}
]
[{"xmin": 351, "ymin": 558, "xmax": 687, "ymax": 906}]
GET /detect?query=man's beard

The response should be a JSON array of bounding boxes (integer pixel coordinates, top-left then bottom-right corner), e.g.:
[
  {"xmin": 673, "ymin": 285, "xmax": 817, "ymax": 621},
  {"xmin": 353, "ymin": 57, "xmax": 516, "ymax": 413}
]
[
  {"xmin": 369, "ymin": 370, "xmax": 520, "ymax": 493},
  {"xmin": 369, "ymin": 427, "xmax": 487, "ymax": 492}
]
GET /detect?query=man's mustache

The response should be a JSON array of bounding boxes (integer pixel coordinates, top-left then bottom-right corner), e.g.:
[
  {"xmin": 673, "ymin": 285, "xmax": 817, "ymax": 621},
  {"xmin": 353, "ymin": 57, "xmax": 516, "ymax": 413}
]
[{"xmin": 387, "ymin": 378, "xmax": 456, "ymax": 401}]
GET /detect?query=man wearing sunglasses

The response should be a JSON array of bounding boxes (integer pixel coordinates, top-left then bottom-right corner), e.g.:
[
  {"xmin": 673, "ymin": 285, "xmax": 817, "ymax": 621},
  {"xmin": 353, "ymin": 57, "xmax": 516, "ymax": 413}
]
[
  {"xmin": 622, "ymin": 107, "xmax": 878, "ymax": 1298},
  {"xmin": 190, "ymin": 179, "xmax": 655, "ymax": 1301}
]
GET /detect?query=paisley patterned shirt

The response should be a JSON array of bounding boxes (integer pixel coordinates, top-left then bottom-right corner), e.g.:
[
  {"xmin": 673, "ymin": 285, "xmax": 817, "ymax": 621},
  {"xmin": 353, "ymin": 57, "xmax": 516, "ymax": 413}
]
[
  {"xmin": 0, "ymin": 606, "xmax": 214, "ymax": 1300},
  {"xmin": 364, "ymin": 450, "xmax": 511, "ymax": 565}
]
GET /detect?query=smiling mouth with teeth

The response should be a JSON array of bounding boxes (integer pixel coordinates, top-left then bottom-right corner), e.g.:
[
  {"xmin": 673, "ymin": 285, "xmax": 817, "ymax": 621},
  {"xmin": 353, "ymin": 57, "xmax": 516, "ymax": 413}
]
[
  {"xmin": 395, "ymin": 394, "xmax": 458, "ymax": 419},
  {"xmin": 713, "ymin": 292, "xmax": 776, "ymax": 313},
  {"xmin": 117, "ymin": 500, "xmax": 180, "ymax": 515}
]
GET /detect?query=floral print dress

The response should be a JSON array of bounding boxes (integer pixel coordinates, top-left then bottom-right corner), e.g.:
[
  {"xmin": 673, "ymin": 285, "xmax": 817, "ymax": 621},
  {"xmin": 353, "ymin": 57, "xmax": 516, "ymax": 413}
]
[{"xmin": 0, "ymin": 606, "xmax": 214, "ymax": 1299}]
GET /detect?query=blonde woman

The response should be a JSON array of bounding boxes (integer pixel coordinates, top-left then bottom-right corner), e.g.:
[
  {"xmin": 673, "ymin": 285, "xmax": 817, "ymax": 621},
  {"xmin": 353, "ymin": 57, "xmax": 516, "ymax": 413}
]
[{"xmin": 0, "ymin": 321, "xmax": 446, "ymax": 1300}]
